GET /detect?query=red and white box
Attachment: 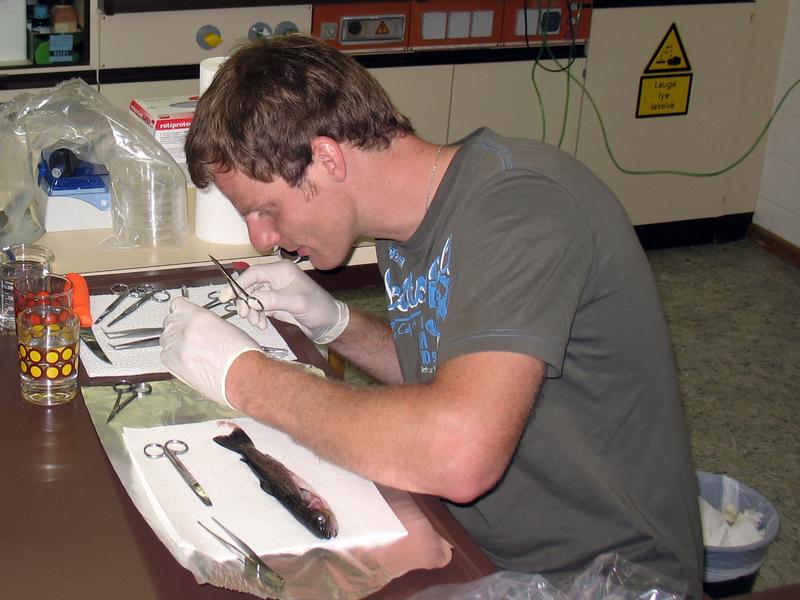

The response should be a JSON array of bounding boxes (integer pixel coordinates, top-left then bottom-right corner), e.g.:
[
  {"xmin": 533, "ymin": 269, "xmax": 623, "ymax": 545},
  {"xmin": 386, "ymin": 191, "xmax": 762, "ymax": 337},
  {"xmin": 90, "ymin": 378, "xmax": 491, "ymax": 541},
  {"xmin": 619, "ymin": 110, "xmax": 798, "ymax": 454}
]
[{"xmin": 129, "ymin": 96, "xmax": 198, "ymax": 165}]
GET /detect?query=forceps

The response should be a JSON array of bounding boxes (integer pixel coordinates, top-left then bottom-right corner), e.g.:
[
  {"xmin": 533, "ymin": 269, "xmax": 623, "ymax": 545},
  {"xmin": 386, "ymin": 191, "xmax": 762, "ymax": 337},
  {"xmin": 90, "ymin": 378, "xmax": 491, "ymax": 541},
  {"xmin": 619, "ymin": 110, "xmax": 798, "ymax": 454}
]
[
  {"xmin": 198, "ymin": 517, "xmax": 284, "ymax": 592},
  {"xmin": 94, "ymin": 283, "xmax": 151, "ymax": 325},
  {"xmin": 107, "ymin": 287, "xmax": 171, "ymax": 327},
  {"xmin": 106, "ymin": 303, "xmax": 238, "ymax": 350},
  {"xmin": 209, "ymin": 255, "xmax": 264, "ymax": 313},
  {"xmin": 107, "ymin": 380, "xmax": 152, "ymax": 423},
  {"xmin": 144, "ymin": 439, "xmax": 212, "ymax": 506}
]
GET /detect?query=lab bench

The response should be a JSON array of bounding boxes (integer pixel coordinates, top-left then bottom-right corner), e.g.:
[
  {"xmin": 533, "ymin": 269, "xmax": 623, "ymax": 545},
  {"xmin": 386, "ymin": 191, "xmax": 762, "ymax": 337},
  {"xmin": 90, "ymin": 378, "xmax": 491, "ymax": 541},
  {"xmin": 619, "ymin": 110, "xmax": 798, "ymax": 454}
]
[{"xmin": 0, "ymin": 264, "xmax": 495, "ymax": 599}]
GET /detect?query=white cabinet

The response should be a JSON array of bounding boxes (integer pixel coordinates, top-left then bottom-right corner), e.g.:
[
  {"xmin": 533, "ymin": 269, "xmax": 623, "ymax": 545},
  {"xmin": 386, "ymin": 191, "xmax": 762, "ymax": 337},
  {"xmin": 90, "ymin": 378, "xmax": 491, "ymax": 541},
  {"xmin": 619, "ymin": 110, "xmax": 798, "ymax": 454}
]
[
  {"xmin": 370, "ymin": 65, "xmax": 453, "ymax": 144},
  {"xmin": 449, "ymin": 58, "xmax": 585, "ymax": 150}
]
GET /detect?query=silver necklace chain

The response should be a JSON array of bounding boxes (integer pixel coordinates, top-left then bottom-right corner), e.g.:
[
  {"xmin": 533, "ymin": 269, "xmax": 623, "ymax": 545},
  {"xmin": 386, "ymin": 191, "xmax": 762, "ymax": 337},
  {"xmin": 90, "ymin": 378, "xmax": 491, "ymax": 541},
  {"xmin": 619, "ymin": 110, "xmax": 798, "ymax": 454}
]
[{"xmin": 424, "ymin": 144, "xmax": 443, "ymax": 212}]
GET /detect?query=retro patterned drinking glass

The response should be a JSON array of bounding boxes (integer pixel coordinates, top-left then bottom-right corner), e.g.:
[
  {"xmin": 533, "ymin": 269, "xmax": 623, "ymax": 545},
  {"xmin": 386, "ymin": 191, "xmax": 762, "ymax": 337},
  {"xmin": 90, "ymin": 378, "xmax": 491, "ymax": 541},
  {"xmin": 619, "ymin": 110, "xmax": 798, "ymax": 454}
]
[
  {"xmin": 13, "ymin": 274, "xmax": 74, "ymax": 320},
  {"xmin": 16, "ymin": 305, "xmax": 81, "ymax": 406}
]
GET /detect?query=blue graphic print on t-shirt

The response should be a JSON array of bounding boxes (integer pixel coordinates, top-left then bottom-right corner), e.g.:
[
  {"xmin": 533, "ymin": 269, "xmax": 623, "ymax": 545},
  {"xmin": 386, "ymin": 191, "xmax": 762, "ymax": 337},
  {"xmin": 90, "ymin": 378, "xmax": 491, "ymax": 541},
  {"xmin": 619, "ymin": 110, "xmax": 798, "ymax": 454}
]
[{"xmin": 383, "ymin": 236, "xmax": 452, "ymax": 374}]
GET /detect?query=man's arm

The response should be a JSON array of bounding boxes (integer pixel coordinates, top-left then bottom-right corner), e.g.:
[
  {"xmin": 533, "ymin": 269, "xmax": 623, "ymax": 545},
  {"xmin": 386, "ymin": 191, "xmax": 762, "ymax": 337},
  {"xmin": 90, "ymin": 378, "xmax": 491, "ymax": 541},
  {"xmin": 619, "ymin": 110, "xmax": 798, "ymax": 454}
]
[
  {"xmin": 226, "ymin": 350, "xmax": 545, "ymax": 503},
  {"xmin": 328, "ymin": 307, "xmax": 403, "ymax": 385}
]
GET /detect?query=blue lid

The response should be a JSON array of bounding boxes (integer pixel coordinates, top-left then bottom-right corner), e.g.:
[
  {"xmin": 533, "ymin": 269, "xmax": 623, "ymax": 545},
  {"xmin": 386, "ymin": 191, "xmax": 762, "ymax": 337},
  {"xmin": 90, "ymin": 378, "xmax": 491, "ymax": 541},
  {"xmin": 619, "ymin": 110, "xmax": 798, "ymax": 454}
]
[
  {"xmin": 33, "ymin": 3, "xmax": 48, "ymax": 19},
  {"xmin": 37, "ymin": 157, "xmax": 112, "ymax": 211}
]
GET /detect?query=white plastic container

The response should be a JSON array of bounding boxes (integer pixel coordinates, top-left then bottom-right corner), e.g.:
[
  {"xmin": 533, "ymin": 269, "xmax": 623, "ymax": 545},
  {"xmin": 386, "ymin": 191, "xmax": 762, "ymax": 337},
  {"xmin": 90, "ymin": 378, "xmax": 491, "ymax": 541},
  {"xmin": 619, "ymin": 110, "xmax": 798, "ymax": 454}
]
[{"xmin": 0, "ymin": 0, "xmax": 27, "ymax": 62}]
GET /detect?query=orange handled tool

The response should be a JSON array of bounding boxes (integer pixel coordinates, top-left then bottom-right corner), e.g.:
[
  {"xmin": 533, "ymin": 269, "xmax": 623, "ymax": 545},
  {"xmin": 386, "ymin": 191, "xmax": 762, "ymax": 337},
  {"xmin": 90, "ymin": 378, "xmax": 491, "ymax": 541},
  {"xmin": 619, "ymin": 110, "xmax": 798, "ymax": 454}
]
[
  {"xmin": 66, "ymin": 273, "xmax": 112, "ymax": 364},
  {"xmin": 66, "ymin": 272, "xmax": 91, "ymax": 328}
]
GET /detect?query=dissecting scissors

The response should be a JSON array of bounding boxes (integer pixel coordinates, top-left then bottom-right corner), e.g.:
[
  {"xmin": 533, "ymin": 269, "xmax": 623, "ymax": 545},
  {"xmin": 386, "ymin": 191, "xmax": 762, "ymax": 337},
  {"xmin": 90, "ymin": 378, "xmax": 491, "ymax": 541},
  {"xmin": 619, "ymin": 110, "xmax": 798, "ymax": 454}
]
[
  {"xmin": 198, "ymin": 517, "xmax": 284, "ymax": 592},
  {"xmin": 144, "ymin": 440, "xmax": 212, "ymax": 506},
  {"xmin": 94, "ymin": 283, "xmax": 153, "ymax": 325},
  {"xmin": 107, "ymin": 380, "xmax": 152, "ymax": 423},
  {"xmin": 209, "ymin": 255, "xmax": 265, "ymax": 313},
  {"xmin": 107, "ymin": 287, "xmax": 171, "ymax": 327}
]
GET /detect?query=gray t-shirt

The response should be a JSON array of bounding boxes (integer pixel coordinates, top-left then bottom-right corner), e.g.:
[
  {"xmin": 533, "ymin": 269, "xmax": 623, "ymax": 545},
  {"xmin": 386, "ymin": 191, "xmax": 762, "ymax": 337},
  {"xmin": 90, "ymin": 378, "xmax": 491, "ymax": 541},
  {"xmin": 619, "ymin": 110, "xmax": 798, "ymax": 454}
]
[{"xmin": 376, "ymin": 129, "xmax": 703, "ymax": 598}]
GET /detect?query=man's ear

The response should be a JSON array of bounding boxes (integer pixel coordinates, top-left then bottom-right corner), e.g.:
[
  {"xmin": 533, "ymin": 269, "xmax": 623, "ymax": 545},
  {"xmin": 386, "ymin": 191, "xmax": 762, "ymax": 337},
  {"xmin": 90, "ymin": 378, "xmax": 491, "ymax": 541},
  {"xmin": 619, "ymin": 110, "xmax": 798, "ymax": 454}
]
[{"xmin": 310, "ymin": 137, "xmax": 346, "ymax": 182}]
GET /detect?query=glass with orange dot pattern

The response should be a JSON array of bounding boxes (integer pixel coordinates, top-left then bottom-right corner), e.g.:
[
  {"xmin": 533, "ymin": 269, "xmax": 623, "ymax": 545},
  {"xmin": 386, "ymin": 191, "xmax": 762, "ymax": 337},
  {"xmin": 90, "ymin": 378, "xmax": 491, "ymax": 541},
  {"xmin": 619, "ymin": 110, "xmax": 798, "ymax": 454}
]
[{"xmin": 16, "ymin": 305, "xmax": 80, "ymax": 405}]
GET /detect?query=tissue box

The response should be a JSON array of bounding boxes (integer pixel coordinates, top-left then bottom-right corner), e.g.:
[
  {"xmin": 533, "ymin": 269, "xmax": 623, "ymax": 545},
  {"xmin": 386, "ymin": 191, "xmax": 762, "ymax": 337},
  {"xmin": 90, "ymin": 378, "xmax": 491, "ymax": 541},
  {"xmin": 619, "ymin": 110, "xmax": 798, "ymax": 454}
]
[{"xmin": 129, "ymin": 96, "xmax": 197, "ymax": 165}]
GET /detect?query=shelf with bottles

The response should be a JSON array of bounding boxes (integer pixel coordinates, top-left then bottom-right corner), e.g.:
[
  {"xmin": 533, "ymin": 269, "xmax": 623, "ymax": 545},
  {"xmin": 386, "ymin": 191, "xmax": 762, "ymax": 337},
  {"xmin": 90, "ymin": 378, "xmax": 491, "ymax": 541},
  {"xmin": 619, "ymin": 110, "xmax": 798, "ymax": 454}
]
[{"xmin": 0, "ymin": 0, "xmax": 89, "ymax": 69}]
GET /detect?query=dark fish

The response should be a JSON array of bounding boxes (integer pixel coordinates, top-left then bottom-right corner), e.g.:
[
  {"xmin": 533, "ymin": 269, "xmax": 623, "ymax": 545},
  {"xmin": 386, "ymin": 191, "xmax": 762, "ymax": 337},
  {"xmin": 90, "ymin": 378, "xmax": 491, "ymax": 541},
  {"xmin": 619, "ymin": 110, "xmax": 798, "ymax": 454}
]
[{"xmin": 214, "ymin": 427, "xmax": 338, "ymax": 539}]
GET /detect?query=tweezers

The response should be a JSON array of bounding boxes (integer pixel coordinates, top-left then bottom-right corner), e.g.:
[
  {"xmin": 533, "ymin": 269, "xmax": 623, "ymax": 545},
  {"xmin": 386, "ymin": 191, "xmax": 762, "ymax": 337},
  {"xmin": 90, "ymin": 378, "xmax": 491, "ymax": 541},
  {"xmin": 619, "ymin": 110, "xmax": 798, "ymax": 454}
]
[
  {"xmin": 108, "ymin": 336, "xmax": 160, "ymax": 350},
  {"xmin": 104, "ymin": 327, "xmax": 163, "ymax": 339},
  {"xmin": 103, "ymin": 326, "xmax": 160, "ymax": 350},
  {"xmin": 198, "ymin": 517, "xmax": 285, "ymax": 592},
  {"xmin": 104, "ymin": 311, "xmax": 237, "ymax": 350}
]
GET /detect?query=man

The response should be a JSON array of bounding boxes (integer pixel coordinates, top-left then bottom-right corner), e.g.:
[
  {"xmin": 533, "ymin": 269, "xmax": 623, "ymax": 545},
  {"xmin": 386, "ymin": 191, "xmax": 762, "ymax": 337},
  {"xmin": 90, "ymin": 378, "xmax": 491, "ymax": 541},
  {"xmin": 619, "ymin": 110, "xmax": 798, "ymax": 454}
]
[{"xmin": 161, "ymin": 34, "xmax": 703, "ymax": 597}]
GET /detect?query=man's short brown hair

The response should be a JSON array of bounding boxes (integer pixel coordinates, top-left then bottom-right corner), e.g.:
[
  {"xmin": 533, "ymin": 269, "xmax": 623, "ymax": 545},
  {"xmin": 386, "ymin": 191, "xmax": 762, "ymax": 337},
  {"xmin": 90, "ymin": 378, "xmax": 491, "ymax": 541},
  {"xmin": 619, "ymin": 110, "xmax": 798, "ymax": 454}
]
[{"xmin": 185, "ymin": 34, "xmax": 414, "ymax": 189}]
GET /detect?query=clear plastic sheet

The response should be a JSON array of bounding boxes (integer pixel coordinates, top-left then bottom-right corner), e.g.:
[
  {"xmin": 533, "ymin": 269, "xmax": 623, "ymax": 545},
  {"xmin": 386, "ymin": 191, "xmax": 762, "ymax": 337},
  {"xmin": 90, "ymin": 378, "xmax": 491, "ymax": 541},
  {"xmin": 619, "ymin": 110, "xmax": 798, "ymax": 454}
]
[
  {"xmin": 82, "ymin": 379, "xmax": 453, "ymax": 599},
  {"xmin": 0, "ymin": 79, "xmax": 188, "ymax": 248},
  {"xmin": 408, "ymin": 552, "xmax": 688, "ymax": 600},
  {"xmin": 0, "ymin": 93, "xmax": 41, "ymax": 245}
]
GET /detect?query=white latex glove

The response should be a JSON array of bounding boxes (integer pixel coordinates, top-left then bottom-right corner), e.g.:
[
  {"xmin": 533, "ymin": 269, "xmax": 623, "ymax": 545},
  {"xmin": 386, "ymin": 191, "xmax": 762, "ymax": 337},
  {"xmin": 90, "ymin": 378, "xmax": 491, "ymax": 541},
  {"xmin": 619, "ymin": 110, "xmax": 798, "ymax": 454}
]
[
  {"xmin": 219, "ymin": 259, "xmax": 350, "ymax": 344},
  {"xmin": 160, "ymin": 297, "xmax": 263, "ymax": 408}
]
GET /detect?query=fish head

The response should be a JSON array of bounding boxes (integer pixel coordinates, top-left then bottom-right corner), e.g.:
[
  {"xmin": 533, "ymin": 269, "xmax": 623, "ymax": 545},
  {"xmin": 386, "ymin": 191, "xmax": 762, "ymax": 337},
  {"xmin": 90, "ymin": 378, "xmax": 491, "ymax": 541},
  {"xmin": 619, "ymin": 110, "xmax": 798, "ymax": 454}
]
[{"xmin": 313, "ymin": 510, "xmax": 339, "ymax": 539}]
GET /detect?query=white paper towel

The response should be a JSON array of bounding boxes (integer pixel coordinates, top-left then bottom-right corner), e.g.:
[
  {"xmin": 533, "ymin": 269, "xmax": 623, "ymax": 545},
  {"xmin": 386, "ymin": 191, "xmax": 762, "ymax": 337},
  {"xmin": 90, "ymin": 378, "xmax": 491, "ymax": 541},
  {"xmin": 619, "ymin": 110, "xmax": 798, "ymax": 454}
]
[
  {"xmin": 81, "ymin": 284, "xmax": 295, "ymax": 378},
  {"xmin": 123, "ymin": 418, "xmax": 408, "ymax": 557},
  {"xmin": 195, "ymin": 56, "xmax": 252, "ymax": 245}
]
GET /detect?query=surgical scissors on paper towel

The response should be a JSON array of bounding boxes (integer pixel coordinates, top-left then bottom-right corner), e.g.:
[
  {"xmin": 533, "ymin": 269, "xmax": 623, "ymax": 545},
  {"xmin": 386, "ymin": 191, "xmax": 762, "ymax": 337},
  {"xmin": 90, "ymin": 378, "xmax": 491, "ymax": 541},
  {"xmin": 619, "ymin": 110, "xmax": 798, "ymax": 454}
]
[
  {"xmin": 198, "ymin": 517, "xmax": 285, "ymax": 592},
  {"xmin": 107, "ymin": 380, "xmax": 152, "ymax": 423},
  {"xmin": 107, "ymin": 287, "xmax": 171, "ymax": 327},
  {"xmin": 94, "ymin": 283, "xmax": 152, "ymax": 325},
  {"xmin": 144, "ymin": 440, "xmax": 212, "ymax": 506},
  {"xmin": 209, "ymin": 255, "xmax": 265, "ymax": 313}
]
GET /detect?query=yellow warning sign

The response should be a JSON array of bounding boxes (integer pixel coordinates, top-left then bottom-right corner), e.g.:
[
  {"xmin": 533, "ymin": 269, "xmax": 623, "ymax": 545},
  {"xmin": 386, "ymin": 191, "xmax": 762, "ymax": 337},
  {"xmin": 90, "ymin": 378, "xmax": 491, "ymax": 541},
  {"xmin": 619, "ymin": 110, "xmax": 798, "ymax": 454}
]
[
  {"xmin": 375, "ymin": 21, "xmax": 390, "ymax": 35},
  {"xmin": 645, "ymin": 23, "xmax": 691, "ymax": 73},
  {"xmin": 637, "ymin": 74, "xmax": 692, "ymax": 118}
]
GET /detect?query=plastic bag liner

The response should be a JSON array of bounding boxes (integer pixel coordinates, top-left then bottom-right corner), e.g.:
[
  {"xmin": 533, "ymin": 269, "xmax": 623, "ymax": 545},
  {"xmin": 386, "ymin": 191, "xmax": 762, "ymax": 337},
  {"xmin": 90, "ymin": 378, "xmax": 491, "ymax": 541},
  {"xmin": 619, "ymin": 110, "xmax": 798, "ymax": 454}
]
[
  {"xmin": 696, "ymin": 471, "xmax": 780, "ymax": 583},
  {"xmin": 0, "ymin": 92, "xmax": 42, "ymax": 245},
  {"xmin": 408, "ymin": 552, "xmax": 688, "ymax": 600},
  {"xmin": 0, "ymin": 79, "xmax": 188, "ymax": 248}
]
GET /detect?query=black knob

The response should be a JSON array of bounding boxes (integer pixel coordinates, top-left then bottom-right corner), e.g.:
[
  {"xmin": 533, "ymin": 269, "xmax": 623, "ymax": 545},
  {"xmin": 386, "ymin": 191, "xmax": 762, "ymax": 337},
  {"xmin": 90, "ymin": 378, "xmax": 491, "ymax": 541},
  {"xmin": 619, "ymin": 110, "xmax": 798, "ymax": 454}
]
[
  {"xmin": 49, "ymin": 148, "xmax": 78, "ymax": 179},
  {"xmin": 346, "ymin": 20, "xmax": 362, "ymax": 37}
]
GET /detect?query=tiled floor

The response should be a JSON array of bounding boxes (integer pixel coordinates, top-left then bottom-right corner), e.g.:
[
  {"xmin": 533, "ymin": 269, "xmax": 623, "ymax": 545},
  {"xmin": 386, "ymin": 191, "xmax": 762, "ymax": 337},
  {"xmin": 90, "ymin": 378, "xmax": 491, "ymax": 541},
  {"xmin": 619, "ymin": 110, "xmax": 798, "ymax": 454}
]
[{"xmin": 333, "ymin": 238, "xmax": 800, "ymax": 593}]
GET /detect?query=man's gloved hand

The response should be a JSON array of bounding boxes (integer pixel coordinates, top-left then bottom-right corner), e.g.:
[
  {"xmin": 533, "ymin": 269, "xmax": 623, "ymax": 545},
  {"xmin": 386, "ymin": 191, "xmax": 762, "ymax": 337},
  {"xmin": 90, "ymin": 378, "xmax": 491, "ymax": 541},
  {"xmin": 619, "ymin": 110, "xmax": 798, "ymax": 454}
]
[
  {"xmin": 160, "ymin": 297, "xmax": 262, "ymax": 408},
  {"xmin": 219, "ymin": 259, "xmax": 350, "ymax": 344}
]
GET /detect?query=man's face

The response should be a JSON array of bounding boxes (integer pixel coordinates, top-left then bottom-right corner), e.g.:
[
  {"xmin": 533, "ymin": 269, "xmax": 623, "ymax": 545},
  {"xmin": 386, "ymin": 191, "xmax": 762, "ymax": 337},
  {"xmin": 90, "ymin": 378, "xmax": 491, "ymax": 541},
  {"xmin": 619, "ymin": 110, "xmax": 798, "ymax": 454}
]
[{"xmin": 213, "ymin": 168, "xmax": 355, "ymax": 271}]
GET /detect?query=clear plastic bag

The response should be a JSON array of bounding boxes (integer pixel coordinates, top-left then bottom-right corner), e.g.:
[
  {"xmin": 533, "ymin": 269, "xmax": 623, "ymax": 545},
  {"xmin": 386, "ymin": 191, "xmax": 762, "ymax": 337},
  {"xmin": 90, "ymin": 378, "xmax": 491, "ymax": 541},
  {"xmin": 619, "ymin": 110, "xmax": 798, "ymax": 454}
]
[
  {"xmin": 0, "ymin": 93, "xmax": 41, "ymax": 245},
  {"xmin": 408, "ymin": 553, "xmax": 687, "ymax": 600},
  {"xmin": 0, "ymin": 78, "xmax": 188, "ymax": 248}
]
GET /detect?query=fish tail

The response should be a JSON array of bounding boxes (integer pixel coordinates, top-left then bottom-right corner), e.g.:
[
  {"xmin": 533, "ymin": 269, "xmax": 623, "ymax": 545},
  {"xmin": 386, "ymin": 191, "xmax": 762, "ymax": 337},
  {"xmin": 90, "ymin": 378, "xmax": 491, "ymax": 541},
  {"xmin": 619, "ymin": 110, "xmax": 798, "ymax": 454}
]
[{"xmin": 213, "ymin": 426, "xmax": 255, "ymax": 455}]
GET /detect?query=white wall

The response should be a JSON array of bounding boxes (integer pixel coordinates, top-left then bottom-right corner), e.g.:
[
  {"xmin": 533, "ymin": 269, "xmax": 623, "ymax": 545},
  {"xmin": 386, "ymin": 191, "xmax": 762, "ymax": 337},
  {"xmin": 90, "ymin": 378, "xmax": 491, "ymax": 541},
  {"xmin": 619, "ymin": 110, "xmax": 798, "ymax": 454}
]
[{"xmin": 755, "ymin": 0, "xmax": 800, "ymax": 247}]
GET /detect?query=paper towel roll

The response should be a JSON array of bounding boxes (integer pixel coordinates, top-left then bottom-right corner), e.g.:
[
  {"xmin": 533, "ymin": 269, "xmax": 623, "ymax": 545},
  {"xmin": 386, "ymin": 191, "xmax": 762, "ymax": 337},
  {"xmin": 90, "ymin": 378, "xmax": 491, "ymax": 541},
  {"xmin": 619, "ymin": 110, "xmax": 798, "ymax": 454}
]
[
  {"xmin": 197, "ymin": 56, "xmax": 250, "ymax": 245},
  {"xmin": 195, "ymin": 185, "xmax": 251, "ymax": 245},
  {"xmin": 199, "ymin": 56, "xmax": 227, "ymax": 95}
]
